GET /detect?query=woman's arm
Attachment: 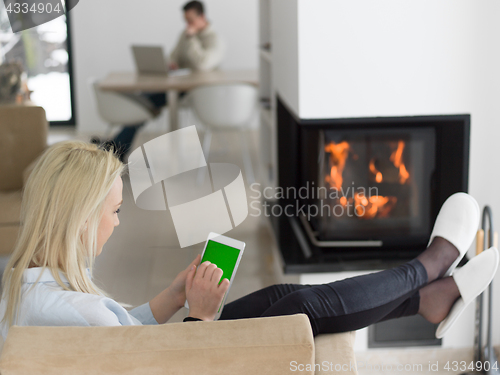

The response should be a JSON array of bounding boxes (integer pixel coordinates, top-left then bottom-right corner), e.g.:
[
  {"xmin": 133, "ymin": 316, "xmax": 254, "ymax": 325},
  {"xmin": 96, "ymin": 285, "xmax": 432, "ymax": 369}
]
[
  {"xmin": 148, "ymin": 255, "xmax": 201, "ymax": 324},
  {"xmin": 148, "ymin": 287, "xmax": 184, "ymax": 324}
]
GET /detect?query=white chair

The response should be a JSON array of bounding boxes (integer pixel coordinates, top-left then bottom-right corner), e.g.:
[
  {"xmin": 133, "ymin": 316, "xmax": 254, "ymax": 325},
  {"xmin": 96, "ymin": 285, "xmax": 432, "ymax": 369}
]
[
  {"xmin": 188, "ymin": 83, "xmax": 258, "ymax": 183},
  {"xmin": 89, "ymin": 78, "xmax": 156, "ymax": 138}
]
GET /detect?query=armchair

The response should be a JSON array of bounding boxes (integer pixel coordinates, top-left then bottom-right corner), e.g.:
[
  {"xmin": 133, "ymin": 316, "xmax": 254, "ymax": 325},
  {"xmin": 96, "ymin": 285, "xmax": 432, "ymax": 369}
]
[
  {"xmin": 0, "ymin": 314, "xmax": 357, "ymax": 375},
  {"xmin": 0, "ymin": 104, "xmax": 48, "ymax": 258}
]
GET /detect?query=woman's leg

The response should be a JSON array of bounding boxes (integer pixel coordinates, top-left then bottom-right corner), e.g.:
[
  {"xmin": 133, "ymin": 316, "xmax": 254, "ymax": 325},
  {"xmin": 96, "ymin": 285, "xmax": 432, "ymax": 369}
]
[
  {"xmin": 221, "ymin": 283, "xmax": 424, "ymax": 330},
  {"xmin": 220, "ymin": 238, "xmax": 460, "ymax": 336},
  {"xmin": 220, "ymin": 259, "xmax": 426, "ymax": 332},
  {"xmin": 220, "ymin": 283, "xmax": 311, "ymax": 320}
]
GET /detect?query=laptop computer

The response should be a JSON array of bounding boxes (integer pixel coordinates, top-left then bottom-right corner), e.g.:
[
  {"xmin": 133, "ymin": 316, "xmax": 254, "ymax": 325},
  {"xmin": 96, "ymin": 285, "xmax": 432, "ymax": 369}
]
[{"xmin": 131, "ymin": 45, "xmax": 169, "ymax": 75}]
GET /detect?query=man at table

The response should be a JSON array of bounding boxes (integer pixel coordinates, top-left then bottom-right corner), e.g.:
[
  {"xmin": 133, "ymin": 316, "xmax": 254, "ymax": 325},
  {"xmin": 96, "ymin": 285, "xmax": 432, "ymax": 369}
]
[
  {"xmin": 143, "ymin": 1, "xmax": 225, "ymax": 107},
  {"xmin": 143, "ymin": 1, "xmax": 224, "ymax": 108},
  {"xmin": 169, "ymin": 0, "xmax": 225, "ymax": 72},
  {"xmin": 93, "ymin": 1, "xmax": 225, "ymax": 162}
]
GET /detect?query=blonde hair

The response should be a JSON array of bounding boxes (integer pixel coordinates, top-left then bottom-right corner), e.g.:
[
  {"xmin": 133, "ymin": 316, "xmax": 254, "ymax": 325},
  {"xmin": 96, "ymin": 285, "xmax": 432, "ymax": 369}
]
[{"xmin": 1, "ymin": 140, "xmax": 124, "ymax": 328}]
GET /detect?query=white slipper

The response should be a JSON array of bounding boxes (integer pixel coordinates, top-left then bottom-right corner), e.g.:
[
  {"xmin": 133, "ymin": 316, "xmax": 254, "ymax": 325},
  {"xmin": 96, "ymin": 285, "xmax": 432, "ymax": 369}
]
[
  {"xmin": 435, "ymin": 246, "xmax": 499, "ymax": 339},
  {"xmin": 428, "ymin": 192, "xmax": 480, "ymax": 277}
]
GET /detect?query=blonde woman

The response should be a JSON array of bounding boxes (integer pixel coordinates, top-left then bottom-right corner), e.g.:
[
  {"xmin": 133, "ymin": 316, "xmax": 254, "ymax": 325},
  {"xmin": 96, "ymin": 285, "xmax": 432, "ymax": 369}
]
[{"xmin": 0, "ymin": 141, "xmax": 498, "ymax": 340}]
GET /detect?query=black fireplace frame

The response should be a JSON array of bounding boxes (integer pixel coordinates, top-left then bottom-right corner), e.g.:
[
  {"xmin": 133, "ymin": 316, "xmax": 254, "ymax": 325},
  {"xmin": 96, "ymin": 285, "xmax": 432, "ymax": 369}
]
[{"xmin": 274, "ymin": 96, "xmax": 470, "ymax": 273}]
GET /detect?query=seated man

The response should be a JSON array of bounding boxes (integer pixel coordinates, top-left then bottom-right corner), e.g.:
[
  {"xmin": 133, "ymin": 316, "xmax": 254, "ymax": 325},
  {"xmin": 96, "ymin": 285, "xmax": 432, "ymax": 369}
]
[
  {"xmin": 94, "ymin": 1, "xmax": 224, "ymax": 162},
  {"xmin": 144, "ymin": 0, "xmax": 224, "ymax": 108},
  {"xmin": 169, "ymin": 0, "xmax": 225, "ymax": 72}
]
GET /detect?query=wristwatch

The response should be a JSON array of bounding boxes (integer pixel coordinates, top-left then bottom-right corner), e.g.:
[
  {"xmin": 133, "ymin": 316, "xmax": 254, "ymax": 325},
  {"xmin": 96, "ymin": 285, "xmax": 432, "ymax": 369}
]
[{"xmin": 183, "ymin": 317, "xmax": 203, "ymax": 322}]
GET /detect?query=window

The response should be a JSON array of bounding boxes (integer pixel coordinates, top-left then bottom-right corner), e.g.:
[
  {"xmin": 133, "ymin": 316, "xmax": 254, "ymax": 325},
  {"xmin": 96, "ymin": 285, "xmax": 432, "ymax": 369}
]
[{"xmin": 0, "ymin": 1, "xmax": 75, "ymax": 125}]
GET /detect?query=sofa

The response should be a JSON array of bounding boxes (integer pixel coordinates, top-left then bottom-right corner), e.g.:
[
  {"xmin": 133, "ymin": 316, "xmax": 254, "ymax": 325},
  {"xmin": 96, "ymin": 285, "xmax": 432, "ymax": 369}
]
[
  {"xmin": 0, "ymin": 104, "xmax": 48, "ymax": 257},
  {"xmin": 0, "ymin": 314, "xmax": 357, "ymax": 375}
]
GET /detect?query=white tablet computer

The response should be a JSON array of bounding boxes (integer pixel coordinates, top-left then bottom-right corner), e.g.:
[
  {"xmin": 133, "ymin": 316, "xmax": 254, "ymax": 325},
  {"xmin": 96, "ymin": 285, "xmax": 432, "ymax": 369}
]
[{"xmin": 184, "ymin": 232, "xmax": 245, "ymax": 320}]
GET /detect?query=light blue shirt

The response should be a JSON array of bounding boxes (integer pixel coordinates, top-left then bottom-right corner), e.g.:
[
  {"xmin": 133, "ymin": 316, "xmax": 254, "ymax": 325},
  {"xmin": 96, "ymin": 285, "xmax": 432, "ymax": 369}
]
[{"xmin": 0, "ymin": 267, "xmax": 158, "ymax": 340}]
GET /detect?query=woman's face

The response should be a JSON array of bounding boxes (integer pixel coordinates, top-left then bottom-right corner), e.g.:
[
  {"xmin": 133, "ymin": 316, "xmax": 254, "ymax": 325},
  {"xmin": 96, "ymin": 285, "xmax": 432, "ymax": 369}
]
[{"xmin": 96, "ymin": 176, "xmax": 123, "ymax": 256}]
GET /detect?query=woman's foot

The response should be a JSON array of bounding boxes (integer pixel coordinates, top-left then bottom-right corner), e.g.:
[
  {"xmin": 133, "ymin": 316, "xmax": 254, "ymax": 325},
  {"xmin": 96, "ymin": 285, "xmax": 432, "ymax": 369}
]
[
  {"xmin": 417, "ymin": 237, "xmax": 460, "ymax": 282},
  {"xmin": 416, "ymin": 192, "xmax": 480, "ymax": 283},
  {"xmin": 426, "ymin": 192, "xmax": 480, "ymax": 278},
  {"xmin": 420, "ymin": 247, "xmax": 499, "ymax": 338},
  {"xmin": 435, "ymin": 247, "xmax": 499, "ymax": 338},
  {"xmin": 418, "ymin": 277, "xmax": 460, "ymax": 324}
]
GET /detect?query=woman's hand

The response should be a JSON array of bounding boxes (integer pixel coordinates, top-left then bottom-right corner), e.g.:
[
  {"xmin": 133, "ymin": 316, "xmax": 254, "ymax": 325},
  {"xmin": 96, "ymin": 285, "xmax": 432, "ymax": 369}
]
[
  {"xmin": 185, "ymin": 261, "xmax": 230, "ymax": 321},
  {"xmin": 169, "ymin": 254, "xmax": 201, "ymax": 308}
]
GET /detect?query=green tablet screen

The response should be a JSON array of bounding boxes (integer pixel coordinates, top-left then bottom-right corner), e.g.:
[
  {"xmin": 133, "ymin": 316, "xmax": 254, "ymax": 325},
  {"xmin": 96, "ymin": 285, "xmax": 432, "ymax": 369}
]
[{"xmin": 201, "ymin": 240, "xmax": 241, "ymax": 285}]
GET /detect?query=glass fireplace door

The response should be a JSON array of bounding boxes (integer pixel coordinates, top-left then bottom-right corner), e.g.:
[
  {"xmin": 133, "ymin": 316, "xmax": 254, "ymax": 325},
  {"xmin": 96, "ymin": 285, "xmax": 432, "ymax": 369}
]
[{"xmin": 309, "ymin": 127, "xmax": 436, "ymax": 246}]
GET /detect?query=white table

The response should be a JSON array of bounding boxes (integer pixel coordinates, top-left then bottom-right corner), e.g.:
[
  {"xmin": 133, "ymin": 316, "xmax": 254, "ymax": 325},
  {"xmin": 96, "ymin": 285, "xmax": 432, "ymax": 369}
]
[{"xmin": 98, "ymin": 70, "xmax": 259, "ymax": 131}]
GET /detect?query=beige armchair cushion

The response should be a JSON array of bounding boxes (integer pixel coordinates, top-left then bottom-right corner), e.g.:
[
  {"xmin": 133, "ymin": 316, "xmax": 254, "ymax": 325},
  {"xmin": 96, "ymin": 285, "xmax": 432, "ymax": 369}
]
[
  {"xmin": 315, "ymin": 331, "xmax": 357, "ymax": 374},
  {"xmin": 0, "ymin": 226, "xmax": 19, "ymax": 256},
  {"xmin": 21, "ymin": 157, "xmax": 40, "ymax": 187},
  {"xmin": 0, "ymin": 105, "xmax": 47, "ymax": 191},
  {"xmin": 0, "ymin": 314, "xmax": 317, "ymax": 375},
  {"xmin": 0, "ymin": 190, "xmax": 22, "ymax": 255},
  {"xmin": 0, "ymin": 104, "xmax": 47, "ymax": 255},
  {"xmin": 0, "ymin": 191, "xmax": 22, "ymax": 225}
]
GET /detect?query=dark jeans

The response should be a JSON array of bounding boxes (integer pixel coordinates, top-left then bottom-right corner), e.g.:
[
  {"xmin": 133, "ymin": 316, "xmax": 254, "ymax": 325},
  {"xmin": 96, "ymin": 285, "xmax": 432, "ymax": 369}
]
[
  {"xmin": 144, "ymin": 93, "xmax": 167, "ymax": 108},
  {"xmin": 110, "ymin": 93, "xmax": 164, "ymax": 161},
  {"xmin": 219, "ymin": 259, "xmax": 428, "ymax": 337},
  {"xmin": 112, "ymin": 124, "xmax": 143, "ymax": 162}
]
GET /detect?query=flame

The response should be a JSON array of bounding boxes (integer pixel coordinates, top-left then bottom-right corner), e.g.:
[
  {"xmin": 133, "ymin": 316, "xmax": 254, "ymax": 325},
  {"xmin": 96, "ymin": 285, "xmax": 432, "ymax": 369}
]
[
  {"xmin": 369, "ymin": 158, "xmax": 383, "ymax": 183},
  {"xmin": 390, "ymin": 141, "xmax": 409, "ymax": 184},
  {"xmin": 324, "ymin": 141, "xmax": 350, "ymax": 190},
  {"xmin": 354, "ymin": 193, "xmax": 398, "ymax": 219},
  {"xmin": 323, "ymin": 139, "xmax": 407, "ymax": 220},
  {"xmin": 339, "ymin": 196, "xmax": 347, "ymax": 206}
]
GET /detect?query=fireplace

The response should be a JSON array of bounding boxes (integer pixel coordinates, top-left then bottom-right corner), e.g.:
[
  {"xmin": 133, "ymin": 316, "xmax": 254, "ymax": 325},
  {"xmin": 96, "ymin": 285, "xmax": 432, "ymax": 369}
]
[
  {"xmin": 273, "ymin": 97, "xmax": 470, "ymax": 273},
  {"xmin": 304, "ymin": 126, "xmax": 435, "ymax": 246}
]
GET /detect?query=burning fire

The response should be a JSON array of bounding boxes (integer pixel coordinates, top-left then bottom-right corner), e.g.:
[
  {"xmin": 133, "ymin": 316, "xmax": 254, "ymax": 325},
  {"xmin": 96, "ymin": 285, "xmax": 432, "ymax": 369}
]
[
  {"xmin": 324, "ymin": 139, "xmax": 409, "ymax": 219},
  {"xmin": 369, "ymin": 159, "xmax": 383, "ymax": 183},
  {"xmin": 390, "ymin": 140, "xmax": 410, "ymax": 184},
  {"xmin": 354, "ymin": 193, "xmax": 397, "ymax": 219},
  {"xmin": 367, "ymin": 141, "xmax": 410, "ymax": 185},
  {"xmin": 324, "ymin": 141, "xmax": 350, "ymax": 190}
]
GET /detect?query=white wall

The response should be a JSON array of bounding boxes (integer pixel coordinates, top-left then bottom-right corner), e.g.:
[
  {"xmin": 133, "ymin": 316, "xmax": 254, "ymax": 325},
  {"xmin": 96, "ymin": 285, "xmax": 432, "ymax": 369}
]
[
  {"xmin": 70, "ymin": 0, "xmax": 258, "ymax": 135},
  {"xmin": 273, "ymin": 0, "xmax": 500, "ymax": 349},
  {"xmin": 296, "ymin": 1, "xmax": 477, "ymax": 120},
  {"xmin": 270, "ymin": 0, "xmax": 299, "ymax": 115}
]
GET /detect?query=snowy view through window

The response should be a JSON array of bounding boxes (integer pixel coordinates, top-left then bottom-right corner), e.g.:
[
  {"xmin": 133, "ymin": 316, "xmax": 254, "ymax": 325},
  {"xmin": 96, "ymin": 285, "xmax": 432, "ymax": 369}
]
[{"xmin": 0, "ymin": 2, "xmax": 72, "ymax": 122}]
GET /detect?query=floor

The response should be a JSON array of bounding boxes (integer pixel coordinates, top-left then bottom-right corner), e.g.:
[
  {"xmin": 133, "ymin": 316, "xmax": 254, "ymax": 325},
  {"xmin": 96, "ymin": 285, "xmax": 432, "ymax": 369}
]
[
  {"xmin": 2, "ymin": 124, "xmax": 497, "ymax": 373},
  {"xmin": 354, "ymin": 346, "xmax": 476, "ymax": 375}
]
